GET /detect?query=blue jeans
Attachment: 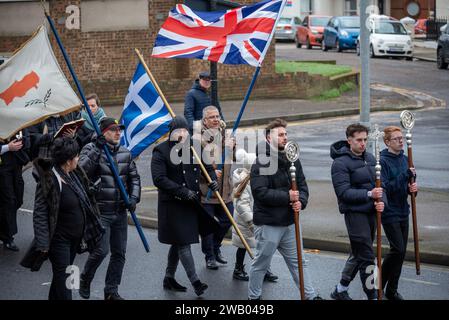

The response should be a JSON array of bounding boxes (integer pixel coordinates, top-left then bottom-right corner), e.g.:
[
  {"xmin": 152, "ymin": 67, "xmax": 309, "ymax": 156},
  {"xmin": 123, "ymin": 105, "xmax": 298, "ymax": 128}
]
[
  {"xmin": 201, "ymin": 202, "xmax": 233, "ymax": 261},
  {"xmin": 81, "ymin": 213, "xmax": 128, "ymax": 295}
]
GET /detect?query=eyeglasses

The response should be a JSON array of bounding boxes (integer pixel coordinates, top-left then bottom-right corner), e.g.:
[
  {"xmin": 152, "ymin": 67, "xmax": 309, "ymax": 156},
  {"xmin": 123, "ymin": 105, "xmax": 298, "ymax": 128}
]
[
  {"xmin": 108, "ymin": 126, "xmax": 123, "ymax": 133},
  {"xmin": 201, "ymin": 78, "xmax": 211, "ymax": 81},
  {"xmin": 389, "ymin": 136, "xmax": 403, "ymax": 142}
]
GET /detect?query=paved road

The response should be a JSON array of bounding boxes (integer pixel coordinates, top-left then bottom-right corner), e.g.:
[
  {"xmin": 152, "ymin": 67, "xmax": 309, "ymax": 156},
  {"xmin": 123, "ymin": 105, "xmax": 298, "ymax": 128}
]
[
  {"xmin": 275, "ymin": 42, "xmax": 449, "ymax": 103},
  {"xmin": 1, "ymin": 211, "xmax": 448, "ymax": 300}
]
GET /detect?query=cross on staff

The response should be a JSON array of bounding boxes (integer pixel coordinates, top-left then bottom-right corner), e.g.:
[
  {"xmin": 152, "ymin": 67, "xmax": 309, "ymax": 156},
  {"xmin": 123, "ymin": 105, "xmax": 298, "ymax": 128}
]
[{"xmin": 369, "ymin": 124, "xmax": 384, "ymax": 300}]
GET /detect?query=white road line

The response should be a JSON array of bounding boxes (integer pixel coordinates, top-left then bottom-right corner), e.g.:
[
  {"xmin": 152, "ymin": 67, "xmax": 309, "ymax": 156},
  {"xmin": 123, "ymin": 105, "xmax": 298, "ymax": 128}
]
[
  {"xmin": 18, "ymin": 208, "xmax": 33, "ymax": 214},
  {"xmin": 401, "ymin": 277, "xmax": 440, "ymax": 286}
]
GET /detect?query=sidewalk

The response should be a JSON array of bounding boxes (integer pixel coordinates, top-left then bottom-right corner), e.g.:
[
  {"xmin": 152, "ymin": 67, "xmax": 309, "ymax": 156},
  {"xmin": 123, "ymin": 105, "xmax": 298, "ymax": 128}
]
[
  {"xmin": 414, "ymin": 39, "xmax": 437, "ymax": 62},
  {"xmin": 109, "ymin": 84, "xmax": 448, "ymax": 266}
]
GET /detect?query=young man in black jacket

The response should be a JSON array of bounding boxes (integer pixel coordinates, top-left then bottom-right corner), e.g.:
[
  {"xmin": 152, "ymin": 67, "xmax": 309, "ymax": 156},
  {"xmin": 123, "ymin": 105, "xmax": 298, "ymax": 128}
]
[
  {"xmin": 248, "ymin": 118, "xmax": 321, "ymax": 300},
  {"xmin": 330, "ymin": 123, "xmax": 385, "ymax": 300},
  {"xmin": 380, "ymin": 126, "xmax": 417, "ymax": 300},
  {"xmin": 78, "ymin": 117, "xmax": 141, "ymax": 300}
]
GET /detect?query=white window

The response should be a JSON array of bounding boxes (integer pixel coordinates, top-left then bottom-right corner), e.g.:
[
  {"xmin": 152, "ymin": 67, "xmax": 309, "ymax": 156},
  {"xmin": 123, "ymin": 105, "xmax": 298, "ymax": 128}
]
[{"xmin": 344, "ymin": 0, "xmax": 358, "ymax": 16}]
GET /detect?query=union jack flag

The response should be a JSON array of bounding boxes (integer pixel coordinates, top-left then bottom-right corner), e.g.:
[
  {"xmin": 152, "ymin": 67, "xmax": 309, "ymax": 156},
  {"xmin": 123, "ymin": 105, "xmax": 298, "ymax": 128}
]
[{"xmin": 152, "ymin": 0, "xmax": 286, "ymax": 67}]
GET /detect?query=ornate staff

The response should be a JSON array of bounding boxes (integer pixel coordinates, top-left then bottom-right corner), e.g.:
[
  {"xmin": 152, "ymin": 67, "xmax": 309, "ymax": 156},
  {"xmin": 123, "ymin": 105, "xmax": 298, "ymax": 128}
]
[
  {"xmin": 285, "ymin": 141, "xmax": 305, "ymax": 300},
  {"xmin": 400, "ymin": 110, "xmax": 420, "ymax": 275},
  {"xmin": 371, "ymin": 124, "xmax": 384, "ymax": 300}
]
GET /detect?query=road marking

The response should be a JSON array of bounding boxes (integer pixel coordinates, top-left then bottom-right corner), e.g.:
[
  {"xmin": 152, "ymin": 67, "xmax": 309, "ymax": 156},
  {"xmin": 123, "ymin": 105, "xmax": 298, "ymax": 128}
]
[
  {"xmin": 401, "ymin": 277, "xmax": 440, "ymax": 286},
  {"xmin": 18, "ymin": 208, "xmax": 33, "ymax": 214},
  {"xmin": 142, "ymin": 186, "xmax": 157, "ymax": 192}
]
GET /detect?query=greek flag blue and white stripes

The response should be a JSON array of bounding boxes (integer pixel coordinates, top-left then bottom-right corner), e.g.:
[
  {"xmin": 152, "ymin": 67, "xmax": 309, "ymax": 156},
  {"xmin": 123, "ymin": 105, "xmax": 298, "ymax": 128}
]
[{"xmin": 120, "ymin": 63, "xmax": 172, "ymax": 158}]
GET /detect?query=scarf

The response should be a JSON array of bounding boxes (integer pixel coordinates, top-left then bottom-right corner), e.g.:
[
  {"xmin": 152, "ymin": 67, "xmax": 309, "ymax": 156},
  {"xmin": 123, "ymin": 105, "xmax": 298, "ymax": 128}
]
[{"xmin": 81, "ymin": 108, "xmax": 106, "ymax": 131}]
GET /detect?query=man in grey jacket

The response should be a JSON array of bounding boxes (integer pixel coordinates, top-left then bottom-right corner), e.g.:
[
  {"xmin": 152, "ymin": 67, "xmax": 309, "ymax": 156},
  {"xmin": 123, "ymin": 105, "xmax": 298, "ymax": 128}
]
[{"xmin": 78, "ymin": 117, "xmax": 141, "ymax": 300}]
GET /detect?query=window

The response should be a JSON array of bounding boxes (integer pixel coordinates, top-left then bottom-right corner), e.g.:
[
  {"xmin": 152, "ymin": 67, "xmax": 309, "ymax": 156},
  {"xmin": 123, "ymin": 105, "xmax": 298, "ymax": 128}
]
[
  {"xmin": 340, "ymin": 17, "xmax": 360, "ymax": 29},
  {"xmin": 374, "ymin": 21, "xmax": 407, "ymax": 35},
  {"xmin": 344, "ymin": 0, "xmax": 357, "ymax": 16}
]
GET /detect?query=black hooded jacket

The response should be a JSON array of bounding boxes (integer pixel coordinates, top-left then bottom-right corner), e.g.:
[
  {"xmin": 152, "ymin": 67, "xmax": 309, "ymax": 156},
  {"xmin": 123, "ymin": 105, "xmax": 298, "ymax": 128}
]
[
  {"xmin": 251, "ymin": 141, "xmax": 309, "ymax": 226},
  {"xmin": 330, "ymin": 140, "xmax": 384, "ymax": 214}
]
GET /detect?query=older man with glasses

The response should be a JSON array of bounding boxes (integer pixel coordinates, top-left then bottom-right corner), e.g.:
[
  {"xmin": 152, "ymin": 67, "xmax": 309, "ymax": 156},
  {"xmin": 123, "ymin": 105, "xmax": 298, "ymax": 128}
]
[
  {"xmin": 184, "ymin": 71, "xmax": 224, "ymax": 132},
  {"xmin": 379, "ymin": 126, "xmax": 418, "ymax": 300}
]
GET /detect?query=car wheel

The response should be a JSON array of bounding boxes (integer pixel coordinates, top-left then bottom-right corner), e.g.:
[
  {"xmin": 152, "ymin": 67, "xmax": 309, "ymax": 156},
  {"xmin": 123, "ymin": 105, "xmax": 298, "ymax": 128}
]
[
  {"xmin": 356, "ymin": 42, "xmax": 360, "ymax": 56},
  {"xmin": 306, "ymin": 37, "xmax": 312, "ymax": 49},
  {"xmin": 322, "ymin": 39, "xmax": 328, "ymax": 51},
  {"xmin": 295, "ymin": 36, "xmax": 302, "ymax": 49},
  {"xmin": 370, "ymin": 44, "xmax": 376, "ymax": 58},
  {"xmin": 437, "ymin": 48, "xmax": 449, "ymax": 69},
  {"xmin": 336, "ymin": 39, "xmax": 342, "ymax": 52},
  {"xmin": 405, "ymin": 56, "xmax": 413, "ymax": 61}
]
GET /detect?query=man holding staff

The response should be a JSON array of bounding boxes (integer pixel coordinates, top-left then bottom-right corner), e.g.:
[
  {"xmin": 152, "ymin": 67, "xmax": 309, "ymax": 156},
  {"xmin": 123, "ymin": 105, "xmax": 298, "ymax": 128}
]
[
  {"xmin": 380, "ymin": 126, "xmax": 418, "ymax": 300},
  {"xmin": 248, "ymin": 118, "xmax": 321, "ymax": 300},
  {"xmin": 330, "ymin": 123, "xmax": 385, "ymax": 300}
]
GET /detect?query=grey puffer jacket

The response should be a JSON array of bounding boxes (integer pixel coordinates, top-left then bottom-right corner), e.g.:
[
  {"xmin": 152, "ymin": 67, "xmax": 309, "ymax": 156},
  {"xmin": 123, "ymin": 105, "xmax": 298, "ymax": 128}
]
[
  {"xmin": 232, "ymin": 168, "xmax": 256, "ymax": 249},
  {"xmin": 79, "ymin": 140, "xmax": 141, "ymax": 215}
]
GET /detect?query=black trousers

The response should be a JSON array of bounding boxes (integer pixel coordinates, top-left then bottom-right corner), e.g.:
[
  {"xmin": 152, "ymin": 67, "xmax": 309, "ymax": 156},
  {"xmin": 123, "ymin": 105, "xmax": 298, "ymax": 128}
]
[
  {"xmin": 344, "ymin": 212, "xmax": 377, "ymax": 299},
  {"xmin": 381, "ymin": 220, "xmax": 409, "ymax": 294},
  {"xmin": 0, "ymin": 164, "xmax": 24, "ymax": 242},
  {"xmin": 48, "ymin": 233, "xmax": 79, "ymax": 300}
]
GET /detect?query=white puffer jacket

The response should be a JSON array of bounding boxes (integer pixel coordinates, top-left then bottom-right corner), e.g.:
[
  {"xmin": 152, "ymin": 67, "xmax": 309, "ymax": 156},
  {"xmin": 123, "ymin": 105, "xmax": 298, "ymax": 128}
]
[{"xmin": 232, "ymin": 168, "xmax": 256, "ymax": 248}]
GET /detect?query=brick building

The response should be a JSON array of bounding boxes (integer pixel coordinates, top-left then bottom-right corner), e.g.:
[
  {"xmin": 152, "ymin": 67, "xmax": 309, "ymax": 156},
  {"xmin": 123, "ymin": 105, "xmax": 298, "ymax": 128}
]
[{"xmin": 0, "ymin": 0, "xmax": 277, "ymax": 105}]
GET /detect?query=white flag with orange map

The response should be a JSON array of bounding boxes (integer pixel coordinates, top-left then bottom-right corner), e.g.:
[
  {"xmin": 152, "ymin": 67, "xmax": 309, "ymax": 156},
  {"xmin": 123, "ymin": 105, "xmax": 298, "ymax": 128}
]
[{"xmin": 0, "ymin": 25, "xmax": 81, "ymax": 140}]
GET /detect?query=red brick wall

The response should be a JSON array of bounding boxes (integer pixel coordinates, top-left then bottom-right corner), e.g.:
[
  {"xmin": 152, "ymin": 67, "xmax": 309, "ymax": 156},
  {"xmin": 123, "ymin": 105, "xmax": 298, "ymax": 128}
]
[
  {"xmin": 390, "ymin": 0, "xmax": 435, "ymax": 19},
  {"xmin": 0, "ymin": 0, "xmax": 276, "ymax": 106}
]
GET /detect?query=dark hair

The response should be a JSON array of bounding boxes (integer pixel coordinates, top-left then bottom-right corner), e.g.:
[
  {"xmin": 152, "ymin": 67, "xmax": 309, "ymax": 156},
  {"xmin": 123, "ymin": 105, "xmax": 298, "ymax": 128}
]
[
  {"xmin": 51, "ymin": 137, "xmax": 80, "ymax": 166},
  {"xmin": 265, "ymin": 118, "xmax": 287, "ymax": 137},
  {"xmin": 86, "ymin": 93, "xmax": 100, "ymax": 107},
  {"xmin": 346, "ymin": 123, "xmax": 369, "ymax": 138}
]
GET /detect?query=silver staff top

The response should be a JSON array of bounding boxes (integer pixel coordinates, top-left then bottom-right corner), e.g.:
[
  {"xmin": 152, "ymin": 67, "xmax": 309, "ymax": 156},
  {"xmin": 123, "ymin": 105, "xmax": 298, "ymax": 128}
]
[
  {"xmin": 285, "ymin": 141, "xmax": 300, "ymax": 163},
  {"xmin": 369, "ymin": 124, "xmax": 384, "ymax": 180},
  {"xmin": 400, "ymin": 110, "xmax": 415, "ymax": 131}
]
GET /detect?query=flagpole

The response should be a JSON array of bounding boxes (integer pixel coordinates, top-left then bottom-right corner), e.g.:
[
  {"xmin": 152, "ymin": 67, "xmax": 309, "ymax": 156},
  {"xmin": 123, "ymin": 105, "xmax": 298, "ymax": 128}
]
[
  {"xmin": 134, "ymin": 49, "xmax": 176, "ymax": 118},
  {"xmin": 43, "ymin": 9, "xmax": 150, "ymax": 252}
]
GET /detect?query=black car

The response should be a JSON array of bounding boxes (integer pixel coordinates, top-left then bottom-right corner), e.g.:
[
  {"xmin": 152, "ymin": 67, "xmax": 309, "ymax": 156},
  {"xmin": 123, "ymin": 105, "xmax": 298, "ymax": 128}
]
[{"xmin": 437, "ymin": 24, "xmax": 449, "ymax": 69}]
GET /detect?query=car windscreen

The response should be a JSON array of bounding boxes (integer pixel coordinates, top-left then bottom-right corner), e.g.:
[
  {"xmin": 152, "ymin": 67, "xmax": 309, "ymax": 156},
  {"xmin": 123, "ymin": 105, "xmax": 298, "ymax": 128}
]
[
  {"xmin": 279, "ymin": 18, "xmax": 292, "ymax": 24},
  {"xmin": 374, "ymin": 21, "xmax": 407, "ymax": 34},
  {"xmin": 340, "ymin": 18, "xmax": 360, "ymax": 28},
  {"xmin": 311, "ymin": 17, "xmax": 330, "ymax": 27}
]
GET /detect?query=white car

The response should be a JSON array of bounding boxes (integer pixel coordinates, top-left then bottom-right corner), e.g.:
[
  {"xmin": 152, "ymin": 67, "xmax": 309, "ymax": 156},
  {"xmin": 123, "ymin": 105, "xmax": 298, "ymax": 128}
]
[{"xmin": 357, "ymin": 16, "xmax": 413, "ymax": 60}]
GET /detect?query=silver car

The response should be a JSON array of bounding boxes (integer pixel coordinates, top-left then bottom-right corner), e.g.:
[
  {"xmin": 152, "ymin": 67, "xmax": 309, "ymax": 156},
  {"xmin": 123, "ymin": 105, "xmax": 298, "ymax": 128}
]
[{"xmin": 275, "ymin": 16, "xmax": 302, "ymax": 41}]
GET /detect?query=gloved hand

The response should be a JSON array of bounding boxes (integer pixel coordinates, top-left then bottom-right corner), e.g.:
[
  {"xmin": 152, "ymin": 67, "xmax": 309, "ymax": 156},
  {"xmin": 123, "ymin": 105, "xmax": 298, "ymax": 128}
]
[
  {"xmin": 185, "ymin": 189, "xmax": 199, "ymax": 202},
  {"xmin": 95, "ymin": 134, "xmax": 107, "ymax": 148},
  {"xmin": 208, "ymin": 180, "xmax": 219, "ymax": 192},
  {"xmin": 127, "ymin": 198, "xmax": 137, "ymax": 212}
]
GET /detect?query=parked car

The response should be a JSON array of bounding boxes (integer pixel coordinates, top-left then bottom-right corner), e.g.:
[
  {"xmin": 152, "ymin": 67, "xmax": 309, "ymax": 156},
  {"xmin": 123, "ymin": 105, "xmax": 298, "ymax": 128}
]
[
  {"xmin": 437, "ymin": 23, "xmax": 449, "ymax": 69},
  {"xmin": 295, "ymin": 15, "xmax": 331, "ymax": 49},
  {"xmin": 414, "ymin": 18, "xmax": 428, "ymax": 35},
  {"xmin": 322, "ymin": 16, "xmax": 360, "ymax": 52},
  {"xmin": 356, "ymin": 15, "xmax": 413, "ymax": 60},
  {"xmin": 275, "ymin": 16, "xmax": 302, "ymax": 42}
]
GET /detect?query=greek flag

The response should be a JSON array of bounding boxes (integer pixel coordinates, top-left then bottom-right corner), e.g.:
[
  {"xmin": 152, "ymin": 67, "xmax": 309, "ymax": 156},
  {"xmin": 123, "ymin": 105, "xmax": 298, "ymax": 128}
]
[{"xmin": 120, "ymin": 63, "xmax": 172, "ymax": 158}]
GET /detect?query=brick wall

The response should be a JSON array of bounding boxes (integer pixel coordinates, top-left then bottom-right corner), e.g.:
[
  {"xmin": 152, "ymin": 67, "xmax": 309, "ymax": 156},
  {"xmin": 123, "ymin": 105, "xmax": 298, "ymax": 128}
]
[{"xmin": 1, "ymin": 0, "xmax": 279, "ymax": 106}]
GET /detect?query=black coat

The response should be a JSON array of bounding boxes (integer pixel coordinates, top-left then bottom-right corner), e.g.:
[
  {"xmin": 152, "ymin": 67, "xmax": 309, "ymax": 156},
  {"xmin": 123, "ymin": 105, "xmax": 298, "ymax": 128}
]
[
  {"xmin": 251, "ymin": 142, "xmax": 309, "ymax": 227},
  {"xmin": 79, "ymin": 140, "xmax": 141, "ymax": 215},
  {"xmin": 151, "ymin": 140, "xmax": 219, "ymax": 245},
  {"xmin": 330, "ymin": 140, "xmax": 386, "ymax": 214},
  {"xmin": 30, "ymin": 158, "xmax": 103, "ymax": 252}
]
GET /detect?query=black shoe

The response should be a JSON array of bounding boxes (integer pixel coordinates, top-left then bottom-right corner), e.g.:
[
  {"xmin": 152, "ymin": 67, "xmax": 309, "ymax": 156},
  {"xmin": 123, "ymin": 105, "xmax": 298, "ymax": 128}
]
[
  {"xmin": 215, "ymin": 252, "xmax": 227, "ymax": 264},
  {"xmin": 386, "ymin": 290, "xmax": 404, "ymax": 301},
  {"xmin": 163, "ymin": 277, "xmax": 187, "ymax": 292},
  {"xmin": 206, "ymin": 259, "xmax": 218, "ymax": 270},
  {"xmin": 264, "ymin": 271, "xmax": 278, "ymax": 282},
  {"xmin": 192, "ymin": 280, "xmax": 208, "ymax": 296},
  {"xmin": 104, "ymin": 292, "xmax": 125, "ymax": 300},
  {"xmin": 330, "ymin": 286, "xmax": 352, "ymax": 300},
  {"xmin": 312, "ymin": 295, "xmax": 325, "ymax": 300},
  {"xmin": 233, "ymin": 264, "xmax": 249, "ymax": 281},
  {"xmin": 79, "ymin": 276, "xmax": 91, "ymax": 299},
  {"xmin": 4, "ymin": 240, "xmax": 19, "ymax": 252}
]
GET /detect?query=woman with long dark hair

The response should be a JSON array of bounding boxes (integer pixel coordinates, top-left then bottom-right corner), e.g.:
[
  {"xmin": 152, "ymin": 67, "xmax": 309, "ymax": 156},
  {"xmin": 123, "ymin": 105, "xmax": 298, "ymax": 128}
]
[{"xmin": 30, "ymin": 137, "xmax": 104, "ymax": 300}]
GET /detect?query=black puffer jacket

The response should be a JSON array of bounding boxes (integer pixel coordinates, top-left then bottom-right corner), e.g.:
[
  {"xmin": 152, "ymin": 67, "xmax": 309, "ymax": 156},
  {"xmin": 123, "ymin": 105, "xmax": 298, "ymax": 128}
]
[
  {"xmin": 79, "ymin": 140, "xmax": 141, "ymax": 215},
  {"xmin": 330, "ymin": 140, "xmax": 384, "ymax": 214},
  {"xmin": 251, "ymin": 141, "xmax": 309, "ymax": 227}
]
